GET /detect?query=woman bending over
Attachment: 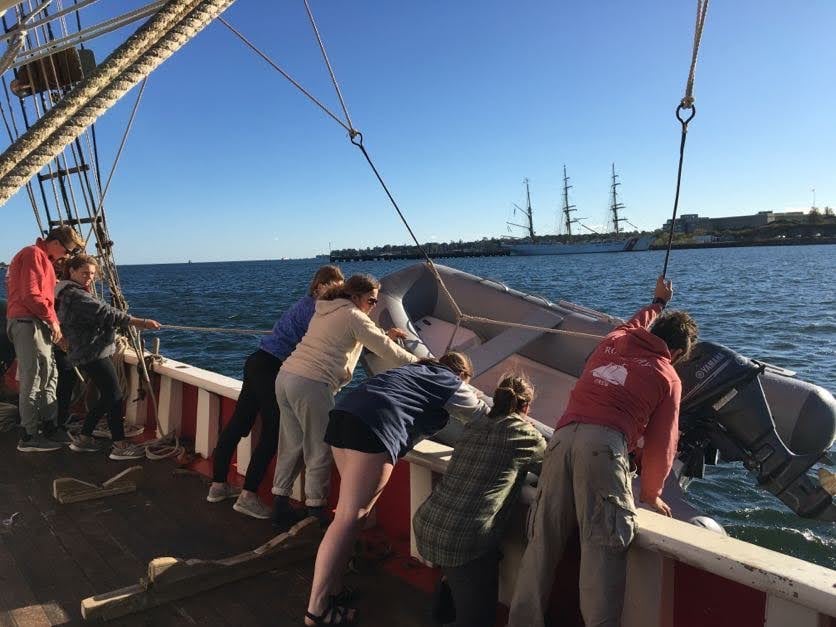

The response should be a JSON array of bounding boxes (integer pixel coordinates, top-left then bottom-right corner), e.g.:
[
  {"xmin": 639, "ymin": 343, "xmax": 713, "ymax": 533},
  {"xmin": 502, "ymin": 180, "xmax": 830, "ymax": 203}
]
[
  {"xmin": 207, "ymin": 265, "xmax": 344, "ymax": 519},
  {"xmin": 413, "ymin": 375, "xmax": 546, "ymax": 627},
  {"xmin": 304, "ymin": 352, "xmax": 491, "ymax": 626},
  {"xmin": 56, "ymin": 254, "xmax": 161, "ymax": 460},
  {"xmin": 271, "ymin": 274, "xmax": 417, "ymax": 531}
]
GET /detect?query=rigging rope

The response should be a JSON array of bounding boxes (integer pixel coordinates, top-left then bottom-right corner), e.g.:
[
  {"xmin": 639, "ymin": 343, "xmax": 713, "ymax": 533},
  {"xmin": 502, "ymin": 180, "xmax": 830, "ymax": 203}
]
[
  {"xmin": 82, "ymin": 76, "xmax": 147, "ymax": 247},
  {"xmin": 302, "ymin": 0, "xmax": 356, "ymax": 135},
  {"xmin": 0, "ymin": 0, "xmax": 232, "ymax": 202},
  {"xmin": 159, "ymin": 323, "xmax": 271, "ymax": 335},
  {"xmin": 218, "ymin": 16, "xmax": 352, "ymax": 135},
  {"xmin": 223, "ymin": 5, "xmax": 607, "ymax": 347},
  {"xmin": 662, "ymin": 0, "xmax": 709, "ymax": 279}
]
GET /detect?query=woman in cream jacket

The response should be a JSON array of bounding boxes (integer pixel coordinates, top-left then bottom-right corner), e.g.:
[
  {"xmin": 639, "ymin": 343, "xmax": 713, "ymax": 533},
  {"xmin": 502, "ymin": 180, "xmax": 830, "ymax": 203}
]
[{"xmin": 271, "ymin": 274, "xmax": 416, "ymax": 530}]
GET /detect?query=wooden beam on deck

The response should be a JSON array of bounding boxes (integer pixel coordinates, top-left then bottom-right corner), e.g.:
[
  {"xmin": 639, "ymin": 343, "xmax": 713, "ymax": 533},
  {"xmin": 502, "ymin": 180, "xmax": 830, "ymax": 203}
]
[
  {"xmin": 53, "ymin": 466, "xmax": 143, "ymax": 504},
  {"xmin": 80, "ymin": 516, "xmax": 322, "ymax": 622}
]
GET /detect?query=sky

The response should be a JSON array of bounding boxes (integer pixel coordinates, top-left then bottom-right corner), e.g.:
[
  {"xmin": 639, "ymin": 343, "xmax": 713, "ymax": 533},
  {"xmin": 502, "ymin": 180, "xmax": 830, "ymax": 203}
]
[{"xmin": 1, "ymin": 0, "xmax": 835, "ymax": 263}]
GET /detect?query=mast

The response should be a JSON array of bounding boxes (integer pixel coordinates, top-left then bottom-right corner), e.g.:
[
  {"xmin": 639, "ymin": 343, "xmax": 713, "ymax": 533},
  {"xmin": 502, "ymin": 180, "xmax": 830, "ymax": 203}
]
[
  {"xmin": 609, "ymin": 162, "xmax": 627, "ymax": 234},
  {"xmin": 524, "ymin": 178, "xmax": 535, "ymax": 240},
  {"xmin": 507, "ymin": 177, "xmax": 535, "ymax": 241},
  {"xmin": 561, "ymin": 165, "xmax": 577, "ymax": 236}
]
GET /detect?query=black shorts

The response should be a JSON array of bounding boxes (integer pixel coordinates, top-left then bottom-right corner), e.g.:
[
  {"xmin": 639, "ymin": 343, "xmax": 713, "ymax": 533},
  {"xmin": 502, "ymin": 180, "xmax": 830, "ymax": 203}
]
[{"xmin": 325, "ymin": 409, "xmax": 387, "ymax": 454}]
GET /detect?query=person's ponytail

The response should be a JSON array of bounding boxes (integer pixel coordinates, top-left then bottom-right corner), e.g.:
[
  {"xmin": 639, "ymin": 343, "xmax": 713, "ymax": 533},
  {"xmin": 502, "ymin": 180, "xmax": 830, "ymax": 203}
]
[{"xmin": 488, "ymin": 374, "xmax": 534, "ymax": 418}]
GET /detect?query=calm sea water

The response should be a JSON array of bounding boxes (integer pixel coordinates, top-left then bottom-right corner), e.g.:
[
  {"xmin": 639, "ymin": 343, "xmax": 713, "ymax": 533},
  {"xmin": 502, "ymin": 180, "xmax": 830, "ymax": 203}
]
[{"xmin": 4, "ymin": 245, "xmax": 835, "ymax": 567}]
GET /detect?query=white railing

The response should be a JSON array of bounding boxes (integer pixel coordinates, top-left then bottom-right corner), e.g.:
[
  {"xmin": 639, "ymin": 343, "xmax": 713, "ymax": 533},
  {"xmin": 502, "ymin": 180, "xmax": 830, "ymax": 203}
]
[{"xmin": 124, "ymin": 350, "xmax": 836, "ymax": 626}]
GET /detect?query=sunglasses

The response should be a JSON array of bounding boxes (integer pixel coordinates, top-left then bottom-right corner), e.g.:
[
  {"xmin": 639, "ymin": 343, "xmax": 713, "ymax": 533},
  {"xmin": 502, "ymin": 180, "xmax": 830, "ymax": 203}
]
[
  {"xmin": 366, "ymin": 297, "xmax": 379, "ymax": 306},
  {"xmin": 61, "ymin": 242, "xmax": 80, "ymax": 256}
]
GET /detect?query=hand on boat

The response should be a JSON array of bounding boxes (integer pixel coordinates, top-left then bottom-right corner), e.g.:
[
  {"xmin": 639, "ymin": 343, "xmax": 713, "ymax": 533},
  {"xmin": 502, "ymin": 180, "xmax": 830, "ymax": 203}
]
[
  {"xmin": 649, "ymin": 495, "xmax": 673, "ymax": 517},
  {"xmin": 654, "ymin": 275, "xmax": 673, "ymax": 304},
  {"xmin": 386, "ymin": 327, "xmax": 408, "ymax": 341}
]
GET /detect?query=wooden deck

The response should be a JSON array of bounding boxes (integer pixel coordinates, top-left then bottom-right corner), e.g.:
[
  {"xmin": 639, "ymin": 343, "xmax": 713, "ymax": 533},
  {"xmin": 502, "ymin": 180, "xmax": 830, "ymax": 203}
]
[{"xmin": 0, "ymin": 430, "xmax": 434, "ymax": 626}]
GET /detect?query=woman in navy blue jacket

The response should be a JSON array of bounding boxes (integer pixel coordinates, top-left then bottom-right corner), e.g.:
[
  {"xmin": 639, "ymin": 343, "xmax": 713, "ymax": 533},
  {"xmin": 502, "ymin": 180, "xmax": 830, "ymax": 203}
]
[
  {"xmin": 207, "ymin": 265, "xmax": 343, "ymax": 519},
  {"xmin": 303, "ymin": 352, "xmax": 490, "ymax": 626}
]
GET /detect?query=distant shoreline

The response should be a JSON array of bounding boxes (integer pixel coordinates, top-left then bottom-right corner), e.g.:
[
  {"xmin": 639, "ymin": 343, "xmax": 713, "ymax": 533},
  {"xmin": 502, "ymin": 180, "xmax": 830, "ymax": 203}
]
[{"xmin": 649, "ymin": 236, "xmax": 836, "ymax": 251}]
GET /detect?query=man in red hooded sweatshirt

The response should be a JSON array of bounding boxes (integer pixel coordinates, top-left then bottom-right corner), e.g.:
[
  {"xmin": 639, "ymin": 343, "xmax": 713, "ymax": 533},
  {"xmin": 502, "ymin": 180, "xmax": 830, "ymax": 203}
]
[
  {"xmin": 509, "ymin": 276, "xmax": 698, "ymax": 627},
  {"xmin": 6, "ymin": 225, "xmax": 84, "ymax": 452}
]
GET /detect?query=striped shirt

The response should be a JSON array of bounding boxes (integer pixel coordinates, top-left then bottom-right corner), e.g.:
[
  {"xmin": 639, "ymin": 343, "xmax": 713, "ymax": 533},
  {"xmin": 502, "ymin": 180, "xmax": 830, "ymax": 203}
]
[{"xmin": 413, "ymin": 412, "xmax": 546, "ymax": 567}]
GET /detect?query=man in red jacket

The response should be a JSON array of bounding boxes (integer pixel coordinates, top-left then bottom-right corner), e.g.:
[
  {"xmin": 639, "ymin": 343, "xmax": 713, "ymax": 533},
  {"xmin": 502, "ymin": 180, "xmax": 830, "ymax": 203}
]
[
  {"xmin": 6, "ymin": 226, "xmax": 84, "ymax": 452},
  {"xmin": 509, "ymin": 276, "xmax": 698, "ymax": 627}
]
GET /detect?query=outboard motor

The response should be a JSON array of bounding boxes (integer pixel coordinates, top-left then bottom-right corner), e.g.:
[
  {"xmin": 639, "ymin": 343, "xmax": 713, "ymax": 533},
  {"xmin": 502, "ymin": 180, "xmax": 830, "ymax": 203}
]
[{"xmin": 676, "ymin": 341, "xmax": 836, "ymax": 521}]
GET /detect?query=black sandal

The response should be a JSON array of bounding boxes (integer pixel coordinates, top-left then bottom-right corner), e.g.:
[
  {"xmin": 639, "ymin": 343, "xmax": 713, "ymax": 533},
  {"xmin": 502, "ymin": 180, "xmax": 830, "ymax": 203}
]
[{"xmin": 304, "ymin": 595, "xmax": 358, "ymax": 625}]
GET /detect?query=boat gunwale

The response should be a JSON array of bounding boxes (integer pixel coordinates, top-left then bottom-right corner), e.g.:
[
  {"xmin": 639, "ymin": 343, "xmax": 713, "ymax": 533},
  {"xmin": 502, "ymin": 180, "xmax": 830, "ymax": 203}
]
[{"xmin": 124, "ymin": 350, "xmax": 836, "ymax": 619}]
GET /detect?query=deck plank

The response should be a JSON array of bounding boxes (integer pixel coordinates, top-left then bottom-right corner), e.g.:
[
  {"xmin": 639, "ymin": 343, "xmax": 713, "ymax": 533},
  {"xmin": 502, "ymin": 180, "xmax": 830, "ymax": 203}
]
[{"xmin": 0, "ymin": 431, "xmax": 433, "ymax": 626}]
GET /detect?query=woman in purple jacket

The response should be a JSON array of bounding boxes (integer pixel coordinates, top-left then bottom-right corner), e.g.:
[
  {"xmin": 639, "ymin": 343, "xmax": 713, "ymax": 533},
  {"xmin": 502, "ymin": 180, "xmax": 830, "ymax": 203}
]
[{"xmin": 207, "ymin": 265, "xmax": 343, "ymax": 519}]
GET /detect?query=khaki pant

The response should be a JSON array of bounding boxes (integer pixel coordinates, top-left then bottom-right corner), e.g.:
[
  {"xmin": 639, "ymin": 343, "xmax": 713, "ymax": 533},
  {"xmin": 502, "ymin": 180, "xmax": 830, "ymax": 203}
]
[
  {"xmin": 7, "ymin": 319, "xmax": 57, "ymax": 436},
  {"xmin": 271, "ymin": 371, "xmax": 334, "ymax": 507},
  {"xmin": 508, "ymin": 422, "xmax": 637, "ymax": 627}
]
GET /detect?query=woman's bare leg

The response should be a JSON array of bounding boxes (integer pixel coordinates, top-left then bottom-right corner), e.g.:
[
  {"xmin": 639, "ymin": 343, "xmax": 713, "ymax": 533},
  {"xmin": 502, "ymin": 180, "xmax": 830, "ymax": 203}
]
[{"xmin": 306, "ymin": 448, "xmax": 393, "ymax": 623}]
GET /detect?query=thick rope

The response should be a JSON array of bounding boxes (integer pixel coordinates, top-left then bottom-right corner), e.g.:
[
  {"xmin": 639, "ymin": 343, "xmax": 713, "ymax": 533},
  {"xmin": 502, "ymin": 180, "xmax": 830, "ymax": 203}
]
[
  {"xmin": 0, "ymin": 0, "xmax": 203, "ymax": 183},
  {"xmin": 0, "ymin": 0, "xmax": 238, "ymax": 205},
  {"xmin": 681, "ymin": 0, "xmax": 710, "ymax": 109}
]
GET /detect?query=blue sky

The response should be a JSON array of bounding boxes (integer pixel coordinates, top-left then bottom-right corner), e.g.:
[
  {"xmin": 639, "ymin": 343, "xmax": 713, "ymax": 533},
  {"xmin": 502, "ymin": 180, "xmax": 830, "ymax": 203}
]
[{"xmin": 1, "ymin": 0, "xmax": 834, "ymax": 263}]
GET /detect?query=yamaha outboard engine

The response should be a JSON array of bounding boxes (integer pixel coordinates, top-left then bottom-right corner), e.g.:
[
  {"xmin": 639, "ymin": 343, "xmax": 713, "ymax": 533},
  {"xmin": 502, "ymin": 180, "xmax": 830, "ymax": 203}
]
[{"xmin": 676, "ymin": 341, "xmax": 836, "ymax": 521}]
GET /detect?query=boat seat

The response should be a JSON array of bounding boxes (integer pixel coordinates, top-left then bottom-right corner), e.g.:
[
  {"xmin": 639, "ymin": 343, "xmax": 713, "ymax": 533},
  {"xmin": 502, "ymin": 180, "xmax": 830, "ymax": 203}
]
[
  {"xmin": 411, "ymin": 316, "xmax": 481, "ymax": 357},
  {"xmin": 466, "ymin": 308, "xmax": 564, "ymax": 378}
]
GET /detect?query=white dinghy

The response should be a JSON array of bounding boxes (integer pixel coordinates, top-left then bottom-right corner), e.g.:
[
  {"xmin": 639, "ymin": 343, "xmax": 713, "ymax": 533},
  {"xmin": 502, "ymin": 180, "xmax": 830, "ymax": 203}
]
[{"xmin": 363, "ymin": 262, "xmax": 836, "ymax": 524}]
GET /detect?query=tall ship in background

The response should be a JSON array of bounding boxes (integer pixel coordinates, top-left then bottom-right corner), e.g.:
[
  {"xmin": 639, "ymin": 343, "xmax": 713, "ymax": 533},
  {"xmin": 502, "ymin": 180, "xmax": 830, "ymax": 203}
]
[{"xmin": 503, "ymin": 165, "xmax": 653, "ymax": 255}]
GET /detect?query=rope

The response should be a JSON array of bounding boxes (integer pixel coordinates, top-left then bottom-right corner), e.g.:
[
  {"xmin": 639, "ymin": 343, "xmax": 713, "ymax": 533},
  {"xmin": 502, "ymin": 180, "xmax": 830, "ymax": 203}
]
[
  {"xmin": 0, "ymin": 0, "xmax": 202, "ymax": 182},
  {"xmin": 0, "ymin": 0, "xmax": 238, "ymax": 205},
  {"xmin": 681, "ymin": 0, "xmax": 710, "ymax": 109},
  {"xmin": 302, "ymin": 0, "xmax": 356, "ymax": 135},
  {"xmin": 662, "ymin": 0, "xmax": 709, "ymax": 279},
  {"xmin": 83, "ymin": 77, "xmax": 147, "ymax": 247},
  {"xmin": 159, "ymin": 323, "xmax": 271, "ymax": 335},
  {"xmin": 459, "ymin": 315, "xmax": 605, "ymax": 340},
  {"xmin": 217, "ymin": 17, "xmax": 353, "ymax": 135}
]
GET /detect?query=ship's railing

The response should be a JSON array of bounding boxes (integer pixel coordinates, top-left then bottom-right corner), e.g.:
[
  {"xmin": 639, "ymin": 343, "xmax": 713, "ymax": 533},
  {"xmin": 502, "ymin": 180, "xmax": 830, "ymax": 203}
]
[{"xmin": 124, "ymin": 351, "xmax": 836, "ymax": 627}]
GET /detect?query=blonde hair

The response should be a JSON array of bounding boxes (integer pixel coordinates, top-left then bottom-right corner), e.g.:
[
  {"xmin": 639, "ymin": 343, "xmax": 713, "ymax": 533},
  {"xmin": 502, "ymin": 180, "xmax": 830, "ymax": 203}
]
[{"xmin": 489, "ymin": 373, "xmax": 534, "ymax": 418}]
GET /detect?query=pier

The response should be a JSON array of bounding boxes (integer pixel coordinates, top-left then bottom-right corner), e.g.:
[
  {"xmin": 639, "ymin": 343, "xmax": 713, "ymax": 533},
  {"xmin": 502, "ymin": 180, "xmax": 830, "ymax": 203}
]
[{"xmin": 329, "ymin": 249, "xmax": 509, "ymax": 262}]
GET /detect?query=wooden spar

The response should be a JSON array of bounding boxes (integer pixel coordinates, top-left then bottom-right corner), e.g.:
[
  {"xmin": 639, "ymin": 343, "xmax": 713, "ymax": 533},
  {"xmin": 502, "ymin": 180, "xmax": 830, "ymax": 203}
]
[
  {"xmin": 53, "ymin": 465, "xmax": 143, "ymax": 504},
  {"xmin": 80, "ymin": 516, "xmax": 322, "ymax": 622}
]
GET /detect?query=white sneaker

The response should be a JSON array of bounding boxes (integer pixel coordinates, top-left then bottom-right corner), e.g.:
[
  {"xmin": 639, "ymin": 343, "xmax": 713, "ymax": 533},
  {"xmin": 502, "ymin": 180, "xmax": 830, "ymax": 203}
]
[{"xmin": 233, "ymin": 494, "xmax": 272, "ymax": 520}]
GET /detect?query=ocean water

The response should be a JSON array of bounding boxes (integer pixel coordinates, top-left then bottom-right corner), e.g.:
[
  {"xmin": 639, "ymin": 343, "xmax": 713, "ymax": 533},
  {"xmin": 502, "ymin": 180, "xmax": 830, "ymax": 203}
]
[{"xmin": 4, "ymin": 245, "xmax": 835, "ymax": 568}]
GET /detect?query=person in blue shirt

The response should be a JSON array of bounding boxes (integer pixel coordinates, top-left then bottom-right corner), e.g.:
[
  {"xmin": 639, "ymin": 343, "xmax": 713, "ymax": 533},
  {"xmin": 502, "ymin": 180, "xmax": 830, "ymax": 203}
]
[
  {"xmin": 303, "ymin": 352, "xmax": 491, "ymax": 626},
  {"xmin": 207, "ymin": 265, "xmax": 344, "ymax": 519}
]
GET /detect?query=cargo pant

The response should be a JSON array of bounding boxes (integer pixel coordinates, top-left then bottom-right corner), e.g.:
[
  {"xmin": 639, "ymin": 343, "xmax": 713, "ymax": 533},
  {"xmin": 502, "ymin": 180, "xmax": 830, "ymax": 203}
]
[
  {"xmin": 508, "ymin": 422, "xmax": 637, "ymax": 627},
  {"xmin": 7, "ymin": 319, "xmax": 58, "ymax": 436},
  {"xmin": 272, "ymin": 370, "xmax": 335, "ymax": 507}
]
